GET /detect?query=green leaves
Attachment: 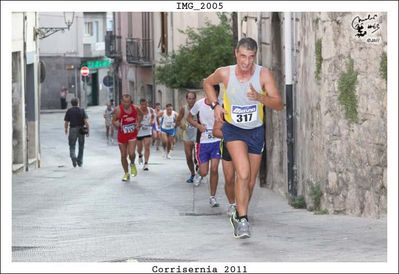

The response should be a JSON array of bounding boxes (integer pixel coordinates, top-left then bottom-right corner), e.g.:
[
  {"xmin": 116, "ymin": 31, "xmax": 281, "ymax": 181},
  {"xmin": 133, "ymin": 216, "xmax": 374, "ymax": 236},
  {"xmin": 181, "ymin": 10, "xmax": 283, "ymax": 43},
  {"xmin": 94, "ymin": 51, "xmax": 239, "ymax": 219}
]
[
  {"xmin": 156, "ymin": 13, "xmax": 235, "ymax": 89},
  {"xmin": 379, "ymin": 51, "xmax": 387, "ymax": 82},
  {"xmin": 338, "ymin": 58, "xmax": 358, "ymax": 123}
]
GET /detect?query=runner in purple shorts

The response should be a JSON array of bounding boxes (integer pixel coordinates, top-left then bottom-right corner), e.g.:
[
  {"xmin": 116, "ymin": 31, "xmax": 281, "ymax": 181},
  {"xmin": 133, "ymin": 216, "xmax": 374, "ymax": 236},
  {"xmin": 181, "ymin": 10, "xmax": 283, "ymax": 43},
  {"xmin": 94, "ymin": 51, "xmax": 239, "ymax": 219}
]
[{"xmin": 187, "ymin": 85, "xmax": 222, "ymax": 207}]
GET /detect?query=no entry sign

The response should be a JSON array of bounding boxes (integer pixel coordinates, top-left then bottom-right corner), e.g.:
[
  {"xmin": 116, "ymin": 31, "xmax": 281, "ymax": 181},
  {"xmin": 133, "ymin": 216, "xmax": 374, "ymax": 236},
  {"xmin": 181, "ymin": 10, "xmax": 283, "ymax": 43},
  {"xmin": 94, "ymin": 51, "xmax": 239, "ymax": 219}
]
[{"xmin": 80, "ymin": 66, "xmax": 89, "ymax": 77}]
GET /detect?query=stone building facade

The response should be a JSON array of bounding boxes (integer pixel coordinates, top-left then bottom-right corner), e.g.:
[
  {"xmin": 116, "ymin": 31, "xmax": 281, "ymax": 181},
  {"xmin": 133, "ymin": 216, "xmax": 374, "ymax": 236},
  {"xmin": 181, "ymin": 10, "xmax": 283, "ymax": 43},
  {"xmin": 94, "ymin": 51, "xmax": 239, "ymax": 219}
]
[
  {"xmin": 295, "ymin": 12, "xmax": 387, "ymax": 217},
  {"xmin": 241, "ymin": 12, "xmax": 387, "ymax": 217}
]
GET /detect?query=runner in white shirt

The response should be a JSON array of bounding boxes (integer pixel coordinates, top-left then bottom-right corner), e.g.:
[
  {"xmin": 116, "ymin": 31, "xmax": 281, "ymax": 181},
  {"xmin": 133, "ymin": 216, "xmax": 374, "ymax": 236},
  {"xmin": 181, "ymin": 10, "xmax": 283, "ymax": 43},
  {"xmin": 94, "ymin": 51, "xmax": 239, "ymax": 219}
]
[
  {"xmin": 187, "ymin": 85, "xmax": 222, "ymax": 207},
  {"xmin": 158, "ymin": 103, "xmax": 178, "ymax": 159},
  {"xmin": 137, "ymin": 98, "xmax": 154, "ymax": 171}
]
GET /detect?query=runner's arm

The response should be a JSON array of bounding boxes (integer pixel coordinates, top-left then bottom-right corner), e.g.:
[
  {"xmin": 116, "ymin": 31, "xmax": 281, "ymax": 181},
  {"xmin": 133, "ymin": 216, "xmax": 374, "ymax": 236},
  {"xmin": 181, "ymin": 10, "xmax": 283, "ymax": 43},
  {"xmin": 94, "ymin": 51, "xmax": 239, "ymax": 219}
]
[
  {"xmin": 136, "ymin": 105, "xmax": 143, "ymax": 128},
  {"xmin": 187, "ymin": 112, "xmax": 205, "ymax": 133},
  {"xmin": 112, "ymin": 107, "xmax": 120, "ymax": 127},
  {"xmin": 212, "ymin": 119, "xmax": 223, "ymax": 139},
  {"xmin": 150, "ymin": 108, "xmax": 155, "ymax": 125},
  {"xmin": 176, "ymin": 106, "xmax": 185, "ymax": 129},
  {"xmin": 203, "ymin": 67, "xmax": 228, "ymax": 121},
  {"xmin": 249, "ymin": 68, "xmax": 283, "ymax": 111}
]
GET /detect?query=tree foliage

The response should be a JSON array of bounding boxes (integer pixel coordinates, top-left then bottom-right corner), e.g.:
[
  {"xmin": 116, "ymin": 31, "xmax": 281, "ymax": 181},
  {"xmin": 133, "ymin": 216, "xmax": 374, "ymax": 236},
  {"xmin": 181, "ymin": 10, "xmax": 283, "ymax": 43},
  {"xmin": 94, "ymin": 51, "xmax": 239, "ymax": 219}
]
[{"xmin": 156, "ymin": 13, "xmax": 235, "ymax": 89}]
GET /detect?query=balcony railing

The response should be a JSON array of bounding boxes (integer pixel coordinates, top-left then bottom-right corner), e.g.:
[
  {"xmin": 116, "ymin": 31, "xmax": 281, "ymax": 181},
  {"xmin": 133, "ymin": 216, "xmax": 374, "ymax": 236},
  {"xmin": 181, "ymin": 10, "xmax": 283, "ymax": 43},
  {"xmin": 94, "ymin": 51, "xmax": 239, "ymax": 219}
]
[
  {"xmin": 126, "ymin": 38, "xmax": 153, "ymax": 66},
  {"xmin": 105, "ymin": 32, "xmax": 122, "ymax": 59}
]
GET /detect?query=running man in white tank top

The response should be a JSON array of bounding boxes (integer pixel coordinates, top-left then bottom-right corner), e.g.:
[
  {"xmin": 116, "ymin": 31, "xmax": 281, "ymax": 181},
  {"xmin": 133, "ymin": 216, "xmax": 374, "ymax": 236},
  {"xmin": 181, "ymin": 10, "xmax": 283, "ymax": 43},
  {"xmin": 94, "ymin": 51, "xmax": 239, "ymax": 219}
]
[
  {"xmin": 203, "ymin": 37, "xmax": 283, "ymax": 239},
  {"xmin": 137, "ymin": 98, "xmax": 154, "ymax": 171},
  {"xmin": 158, "ymin": 103, "xmax": 178, "ymax": 159}
]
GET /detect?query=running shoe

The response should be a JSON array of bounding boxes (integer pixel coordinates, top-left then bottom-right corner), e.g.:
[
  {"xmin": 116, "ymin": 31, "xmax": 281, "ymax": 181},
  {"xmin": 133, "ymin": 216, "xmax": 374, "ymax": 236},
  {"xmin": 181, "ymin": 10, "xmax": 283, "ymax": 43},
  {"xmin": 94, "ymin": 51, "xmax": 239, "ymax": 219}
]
[
  {"xmin": 209, "ymin": 196, "xmax": 219, "ymax": 208},
  {"xmin": 130, "ymin": 164, "xmax": 137, "ymax": 177},
  {"xmin": 186, "ymin": 175, "xmax": 194, "ymax": 183},
  {"xmin": 166, "ymin": 153, "xmax": 172, "ymax": 159},
  {"xmin": 143, "ymin": 163, "xmax": 149, "ymax": 171},
  {"xmin": 193, "ymin": 173, "xmax": 203, "ymax": 186},
  {"xmin": 230, "ymin": 212, "xmax": 251, "ymax": 239},
  {"xmin": 227, "ymin": 204, "xmax": 237, "ymax": 217},
  {"xmin": 122, "ymin": 173, "xmax": 130, "ymax": 182}
]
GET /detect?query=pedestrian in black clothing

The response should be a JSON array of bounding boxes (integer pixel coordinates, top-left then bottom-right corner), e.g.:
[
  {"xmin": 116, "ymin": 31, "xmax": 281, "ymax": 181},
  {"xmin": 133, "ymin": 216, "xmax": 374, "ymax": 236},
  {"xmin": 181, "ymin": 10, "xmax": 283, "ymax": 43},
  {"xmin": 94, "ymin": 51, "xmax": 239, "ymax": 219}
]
[{"xmin": 64, "ymin": 98, "xmax": 89, "ymax": 167}]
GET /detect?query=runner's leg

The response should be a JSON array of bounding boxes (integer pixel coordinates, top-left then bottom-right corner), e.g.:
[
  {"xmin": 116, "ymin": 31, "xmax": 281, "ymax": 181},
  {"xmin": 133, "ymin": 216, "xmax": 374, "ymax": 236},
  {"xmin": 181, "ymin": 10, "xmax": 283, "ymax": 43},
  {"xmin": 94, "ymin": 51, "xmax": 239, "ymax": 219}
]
[
  {"xmin": 127, "ymin": 140, "xmax": 136, "ymax": 164},
  {"xmin": 209, "ymin": 158, "xmax": 220, "ymax": 197},
  {"xmin": 226, "ymin": 140, "xmax": 250, "ymax": 218},
  {"xmin": 248, "ymin": 153, "xmax": 262, "ymax": 201},
  {"xmin": 119, "ymin": 143, "xmax": 128, "ymax": 173},
  {"xmin": 222, "ymin": 160, "xmax": 236, "ymax": 204},
  {"xmin": 143, "ymin": 137, "xmax": 151, "ymax": 163},
  {"xmin": 184, "ymin": 141, "xmax": 195, "ymax": 176}
]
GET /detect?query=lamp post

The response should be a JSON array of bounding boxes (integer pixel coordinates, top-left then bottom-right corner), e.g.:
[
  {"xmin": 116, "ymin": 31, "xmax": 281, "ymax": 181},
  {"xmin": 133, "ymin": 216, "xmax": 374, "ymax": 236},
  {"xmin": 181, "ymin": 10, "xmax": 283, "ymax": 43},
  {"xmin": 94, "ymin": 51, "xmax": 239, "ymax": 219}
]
[{"xmin": 35, "ymin": 12, "xmax": 75, "ymax": 40}]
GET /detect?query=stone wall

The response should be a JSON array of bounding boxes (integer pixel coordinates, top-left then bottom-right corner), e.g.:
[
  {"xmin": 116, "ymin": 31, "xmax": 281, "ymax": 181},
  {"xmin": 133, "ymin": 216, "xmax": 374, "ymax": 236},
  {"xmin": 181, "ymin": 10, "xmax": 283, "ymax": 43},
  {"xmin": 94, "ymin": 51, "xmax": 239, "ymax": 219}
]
[{"xmin": 293, "ymin": 12, "xmax": 387, "ymax": 217}]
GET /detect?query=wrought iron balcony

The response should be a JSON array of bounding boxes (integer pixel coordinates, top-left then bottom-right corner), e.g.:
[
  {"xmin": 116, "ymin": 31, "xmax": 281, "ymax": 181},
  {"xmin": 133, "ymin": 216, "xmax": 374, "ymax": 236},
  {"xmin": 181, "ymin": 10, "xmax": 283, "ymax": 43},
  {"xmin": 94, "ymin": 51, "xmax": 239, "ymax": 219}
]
[
  {"xmin": 126, "ymin": 38, "xmax": 153, "ymax": 66},
  {"xmin": 105, "ymin": 32, "xmax": 122, "ymax": 59}
]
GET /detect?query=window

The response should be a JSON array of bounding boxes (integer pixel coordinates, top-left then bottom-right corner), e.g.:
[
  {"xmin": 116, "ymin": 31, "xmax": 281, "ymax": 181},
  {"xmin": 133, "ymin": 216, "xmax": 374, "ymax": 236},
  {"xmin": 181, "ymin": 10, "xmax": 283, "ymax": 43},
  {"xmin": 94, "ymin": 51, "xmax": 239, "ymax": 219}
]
[
  {"xmin": 94, "ymin": 21, "xmax": 99, "ymax": 42},
  {"xmin": 85, "ymin": 22, "xmax": 93, "ymax": 36}
]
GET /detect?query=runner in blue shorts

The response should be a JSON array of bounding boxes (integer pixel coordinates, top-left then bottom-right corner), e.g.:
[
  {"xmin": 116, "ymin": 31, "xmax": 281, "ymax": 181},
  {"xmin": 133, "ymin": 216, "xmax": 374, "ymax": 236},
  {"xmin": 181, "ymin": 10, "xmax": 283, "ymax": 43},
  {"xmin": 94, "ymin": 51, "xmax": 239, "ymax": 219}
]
[
  {"xmin": 203, "ymin": 37, "xmax": 283, "ymax": 239},
  {"xmin": 158, "ymin": 103, "xmax": 177, "ymax": 159}
]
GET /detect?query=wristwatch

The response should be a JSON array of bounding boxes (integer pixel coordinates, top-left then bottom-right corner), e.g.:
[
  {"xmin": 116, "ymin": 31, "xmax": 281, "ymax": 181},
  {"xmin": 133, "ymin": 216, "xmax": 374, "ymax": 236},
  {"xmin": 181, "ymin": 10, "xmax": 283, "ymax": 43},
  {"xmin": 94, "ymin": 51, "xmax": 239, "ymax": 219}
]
[{"xmin": 210, "ymin": 101, "xmax": 219, "ymax": 110}]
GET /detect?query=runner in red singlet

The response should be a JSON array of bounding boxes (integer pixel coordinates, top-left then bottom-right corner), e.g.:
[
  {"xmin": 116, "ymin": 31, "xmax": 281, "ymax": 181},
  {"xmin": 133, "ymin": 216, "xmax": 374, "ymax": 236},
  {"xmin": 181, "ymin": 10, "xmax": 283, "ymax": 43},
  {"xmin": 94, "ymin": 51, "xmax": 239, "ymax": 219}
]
[{"xmin": 112, "ymin": 94, "xmax": 143, "ymax": 181}]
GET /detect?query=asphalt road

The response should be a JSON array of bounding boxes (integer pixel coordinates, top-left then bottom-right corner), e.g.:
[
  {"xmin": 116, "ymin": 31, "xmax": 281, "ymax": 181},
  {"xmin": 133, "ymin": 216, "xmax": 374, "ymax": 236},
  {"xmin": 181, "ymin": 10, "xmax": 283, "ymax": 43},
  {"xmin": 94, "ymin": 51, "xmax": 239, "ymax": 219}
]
[{"xmin": 11, "ymin": 106, "xmax": 387, "ymax": 267}]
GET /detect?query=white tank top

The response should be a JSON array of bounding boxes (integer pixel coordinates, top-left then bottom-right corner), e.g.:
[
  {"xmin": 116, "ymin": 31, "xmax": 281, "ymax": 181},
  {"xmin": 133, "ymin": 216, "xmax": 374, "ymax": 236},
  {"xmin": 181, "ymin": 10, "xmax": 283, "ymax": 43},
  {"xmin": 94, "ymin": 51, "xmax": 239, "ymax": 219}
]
[
  {"xmin": 161, "ymin": 110, "xmax": 177, "ymax": 129},
  {"xmin": 138, "ymin": 107, "xmax": 153, "ymax": 137},
  {"xmin": 223, "ymin": 64, "xmax": 264, "ymax": 129}
]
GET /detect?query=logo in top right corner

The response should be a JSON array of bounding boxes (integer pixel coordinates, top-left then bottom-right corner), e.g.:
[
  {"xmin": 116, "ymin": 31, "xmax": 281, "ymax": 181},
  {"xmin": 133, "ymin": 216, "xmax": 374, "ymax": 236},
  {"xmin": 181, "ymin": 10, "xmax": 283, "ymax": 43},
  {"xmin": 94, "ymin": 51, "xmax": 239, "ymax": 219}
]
[{"xmin": 351, "ymin": 14, "xmax": 382, "ymax": 44}]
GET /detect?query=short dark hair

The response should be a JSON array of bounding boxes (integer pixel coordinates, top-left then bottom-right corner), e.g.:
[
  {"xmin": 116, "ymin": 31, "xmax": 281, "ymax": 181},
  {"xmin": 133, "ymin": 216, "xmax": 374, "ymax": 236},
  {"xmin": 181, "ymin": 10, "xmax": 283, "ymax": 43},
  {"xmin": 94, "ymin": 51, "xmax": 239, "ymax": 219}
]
[
  {"xmin": 71, "ymin": 98, "xmax": 79, "ymax": 106},
  {"xmin": 155, "ymin": 102, "xmax": 161, "ymax": 106},
  {"xmin": 140, "ymin": 98, "xmax": 147, "ymax": 103},
  {"xmin": 236, "ymin": 37, "xmax": 257, "ymax": 52},
  {"xmin": 122, "ymin": 94, "xmax": 131, "ymax": 100},
  {"xmin": 186, "ymin": 91, "xmax": 196, "ymax": 99},
  {"xmin": 166, "ymin": 103, "xmax": 172, "ymax": 108}
]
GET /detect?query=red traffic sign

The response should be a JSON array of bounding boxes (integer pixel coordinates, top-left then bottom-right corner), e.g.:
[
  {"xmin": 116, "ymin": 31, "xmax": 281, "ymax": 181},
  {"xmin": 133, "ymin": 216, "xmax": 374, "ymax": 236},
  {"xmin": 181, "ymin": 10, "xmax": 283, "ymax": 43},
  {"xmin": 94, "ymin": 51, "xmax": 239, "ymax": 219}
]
[{"xmin": 80, "ymin": 66, "xmax": 89, "ymax": 77}]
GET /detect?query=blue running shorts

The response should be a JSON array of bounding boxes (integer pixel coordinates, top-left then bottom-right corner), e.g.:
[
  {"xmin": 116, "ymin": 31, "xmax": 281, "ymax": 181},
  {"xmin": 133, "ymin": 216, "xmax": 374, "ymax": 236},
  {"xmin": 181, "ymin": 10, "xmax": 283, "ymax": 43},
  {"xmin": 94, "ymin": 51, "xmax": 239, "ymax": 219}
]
[
  {"xmin": 161, "ymin": 127, "xmax": 176, "ymax": 136},
  {"xmin": 195, "ymin": 141, "xmax": 221, "ymax": 165},
  {"xmin": 222, "ymin": 122, "xmax": 264, "ymax": 155}
]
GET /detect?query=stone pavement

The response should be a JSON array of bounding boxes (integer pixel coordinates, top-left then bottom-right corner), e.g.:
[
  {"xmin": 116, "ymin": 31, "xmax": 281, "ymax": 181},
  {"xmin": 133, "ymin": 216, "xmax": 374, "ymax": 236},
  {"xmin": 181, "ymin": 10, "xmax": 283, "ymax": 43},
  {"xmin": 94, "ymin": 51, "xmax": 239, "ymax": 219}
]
[{"xmin": 11, "ymin": 106, "xmax": 387, "ymax": 265}]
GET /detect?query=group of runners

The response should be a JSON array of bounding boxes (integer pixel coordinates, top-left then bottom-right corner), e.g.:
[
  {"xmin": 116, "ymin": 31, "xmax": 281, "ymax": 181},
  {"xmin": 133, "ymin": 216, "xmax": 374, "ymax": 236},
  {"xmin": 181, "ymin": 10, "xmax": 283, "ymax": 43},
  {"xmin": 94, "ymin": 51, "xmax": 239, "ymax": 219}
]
[{"xmin": 106, "ymin": 37, "xmax": 283, "ymax": 239}]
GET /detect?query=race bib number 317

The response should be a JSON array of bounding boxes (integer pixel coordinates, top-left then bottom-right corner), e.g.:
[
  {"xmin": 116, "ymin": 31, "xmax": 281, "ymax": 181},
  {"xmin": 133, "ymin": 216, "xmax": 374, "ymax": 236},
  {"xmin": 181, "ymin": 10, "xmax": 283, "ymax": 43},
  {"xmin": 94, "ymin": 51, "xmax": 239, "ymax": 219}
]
[{"xmin": 231, "ymin": 105, "xmax": 257, "ymax": 123}]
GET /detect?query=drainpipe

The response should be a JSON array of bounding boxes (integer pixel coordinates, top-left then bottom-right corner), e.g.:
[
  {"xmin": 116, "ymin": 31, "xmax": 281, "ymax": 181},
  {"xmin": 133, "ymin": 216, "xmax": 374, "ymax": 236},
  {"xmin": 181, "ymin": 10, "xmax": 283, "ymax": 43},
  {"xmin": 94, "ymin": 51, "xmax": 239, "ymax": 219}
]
[
  {"xmin": 284, "ymin": 12, "xmax": 296, "ymax": 197},
  {"xmin": 151, "ymin": 12, "xmax": 156, "ymax": 106},
  {"xmin": 23, "ymin": 12, "xmax": 29, "ymax": 172}
]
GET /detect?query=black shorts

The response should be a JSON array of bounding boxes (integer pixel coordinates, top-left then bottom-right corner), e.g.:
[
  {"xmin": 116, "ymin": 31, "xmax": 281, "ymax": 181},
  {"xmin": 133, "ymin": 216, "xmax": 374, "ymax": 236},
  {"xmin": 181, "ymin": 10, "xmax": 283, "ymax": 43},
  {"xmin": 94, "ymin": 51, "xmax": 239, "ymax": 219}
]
[
  {"xmin": 137, "ymin": 135, "xmax": 152, "ymax": 141},
  {"xmin": 220, "ymin": 139, "xmax": 232, "ymax": 161}
]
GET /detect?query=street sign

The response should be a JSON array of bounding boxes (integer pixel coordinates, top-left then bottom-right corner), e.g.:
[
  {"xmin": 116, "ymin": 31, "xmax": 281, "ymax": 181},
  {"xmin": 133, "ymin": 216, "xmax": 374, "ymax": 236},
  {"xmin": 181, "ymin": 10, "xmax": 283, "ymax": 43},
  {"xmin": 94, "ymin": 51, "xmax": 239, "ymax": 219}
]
[
  {"xmin": 103, "ymin": 75, "xmax": 113, "ymax": 87},
  {"xmin": 80, "ymin": 66, "xmax": 89, "ymax": 77}
]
